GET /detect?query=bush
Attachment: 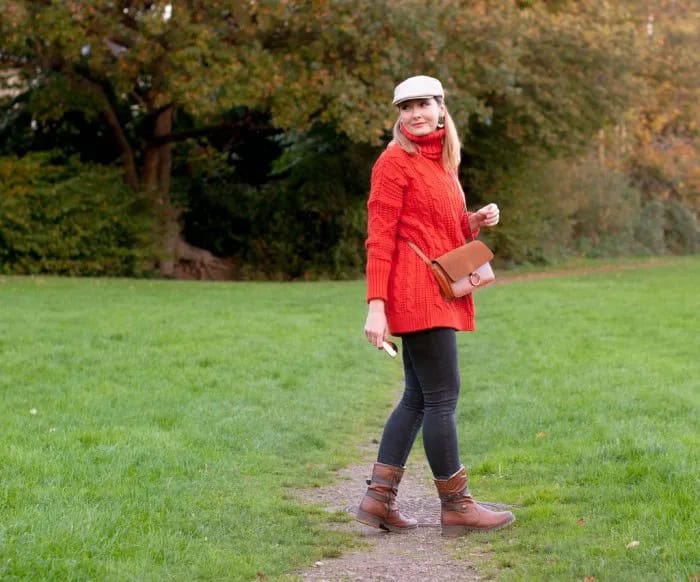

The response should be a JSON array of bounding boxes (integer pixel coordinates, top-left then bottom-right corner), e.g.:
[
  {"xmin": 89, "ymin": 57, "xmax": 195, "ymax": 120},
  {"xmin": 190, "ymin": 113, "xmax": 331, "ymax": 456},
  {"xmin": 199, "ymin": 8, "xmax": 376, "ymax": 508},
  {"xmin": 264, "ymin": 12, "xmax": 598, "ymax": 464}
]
[
  {"xmin": 477, "ymin": 153, "xmax": 699, "ymax": 264},
  {"xmin": 663, "ymin": 199, "xmax": 699, "ymax": 254},
  {"xmin": 476, "ymin": 158, "xmax": 577, "ymax": 266},
  {"xmin": 637, "ymin": 198, "xmax": 699, "ymax": 255},
  {"xmin": 566, "ymin": 156, "xmax": 643, "ymax": 256},
  {"xmin": 0, "ymin": 153, "xmax": 154, "ymax": 276},
  {"xmin": 635, "ymin": 199, "xmax": 666, "ymax": 254},
  {"xmin": 482, "ymin": 154, "xmax": 644, "ymax": 264}
]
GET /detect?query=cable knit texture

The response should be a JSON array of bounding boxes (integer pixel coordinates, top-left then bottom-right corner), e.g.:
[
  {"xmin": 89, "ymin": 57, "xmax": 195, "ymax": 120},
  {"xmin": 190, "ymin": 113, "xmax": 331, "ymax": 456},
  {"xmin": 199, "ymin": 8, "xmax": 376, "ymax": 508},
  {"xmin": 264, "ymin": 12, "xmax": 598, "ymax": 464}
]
[{"xmin": 365, "ymin": 126, "xmax": 480, "ymax": 335}]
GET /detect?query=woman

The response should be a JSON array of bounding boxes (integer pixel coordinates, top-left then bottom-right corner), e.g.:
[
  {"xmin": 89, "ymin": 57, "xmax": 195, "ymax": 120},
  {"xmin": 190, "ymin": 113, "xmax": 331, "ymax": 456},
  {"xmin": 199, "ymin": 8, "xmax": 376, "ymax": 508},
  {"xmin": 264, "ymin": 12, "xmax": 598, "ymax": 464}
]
[{"xmin": 357, "ymin": 75, "xmax": 515, "ymax": 536}]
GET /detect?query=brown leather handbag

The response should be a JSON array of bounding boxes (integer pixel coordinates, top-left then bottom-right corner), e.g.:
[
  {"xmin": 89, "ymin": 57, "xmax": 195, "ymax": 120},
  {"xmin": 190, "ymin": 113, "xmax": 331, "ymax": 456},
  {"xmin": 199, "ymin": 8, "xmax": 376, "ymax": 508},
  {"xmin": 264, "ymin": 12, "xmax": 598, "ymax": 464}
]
[{"xmin": 407, "ymin": 239, "xmax": 495, "ymax": 301}]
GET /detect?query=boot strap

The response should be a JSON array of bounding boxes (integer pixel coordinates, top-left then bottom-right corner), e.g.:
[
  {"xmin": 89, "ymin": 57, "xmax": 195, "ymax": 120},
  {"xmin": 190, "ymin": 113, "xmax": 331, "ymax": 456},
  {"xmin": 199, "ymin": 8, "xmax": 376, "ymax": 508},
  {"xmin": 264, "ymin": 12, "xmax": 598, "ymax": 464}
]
[
  {"xmin": 369, "ymin": 475, "xmax": 394, "ymax": 487},
  {"xmin": 441, "ymin": 501, "xmax": 472, "ymax": 511},
  {"xmin": 439, "ymin": 489, "xmax": 471, "ymax": 501},
  {"xmin": 365, "ymin": 489, "xmax": 390, "ymax": 503}
]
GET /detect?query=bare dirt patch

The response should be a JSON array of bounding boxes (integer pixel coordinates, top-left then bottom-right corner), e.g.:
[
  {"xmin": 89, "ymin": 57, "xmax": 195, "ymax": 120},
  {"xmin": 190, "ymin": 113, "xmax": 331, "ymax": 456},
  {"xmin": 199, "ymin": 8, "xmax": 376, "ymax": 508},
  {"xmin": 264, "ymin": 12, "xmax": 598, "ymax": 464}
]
[
  {"xmin": 295, "ymin": 445, "xmax": 512, "ymax": 581},
  {"xmin": 495, "ymin": 257, "xmax": 680, "ymax": 285}
]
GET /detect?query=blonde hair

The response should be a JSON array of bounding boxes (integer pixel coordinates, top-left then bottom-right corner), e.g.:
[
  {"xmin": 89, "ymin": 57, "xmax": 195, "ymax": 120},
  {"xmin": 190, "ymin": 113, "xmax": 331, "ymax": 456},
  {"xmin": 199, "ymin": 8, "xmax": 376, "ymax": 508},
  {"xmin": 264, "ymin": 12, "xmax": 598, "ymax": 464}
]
[{"xmin": 391, "ymin": 97, "xmax": 461, "ymax": 172}]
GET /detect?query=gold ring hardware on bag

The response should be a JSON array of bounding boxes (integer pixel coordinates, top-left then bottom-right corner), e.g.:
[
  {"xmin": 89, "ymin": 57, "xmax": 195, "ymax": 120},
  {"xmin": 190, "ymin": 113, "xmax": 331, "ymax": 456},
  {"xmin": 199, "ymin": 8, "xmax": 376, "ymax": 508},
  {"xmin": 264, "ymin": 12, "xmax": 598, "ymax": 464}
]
[{"xmin": 469, "ymin": 272, "xmax": 482, "ymax": 286}]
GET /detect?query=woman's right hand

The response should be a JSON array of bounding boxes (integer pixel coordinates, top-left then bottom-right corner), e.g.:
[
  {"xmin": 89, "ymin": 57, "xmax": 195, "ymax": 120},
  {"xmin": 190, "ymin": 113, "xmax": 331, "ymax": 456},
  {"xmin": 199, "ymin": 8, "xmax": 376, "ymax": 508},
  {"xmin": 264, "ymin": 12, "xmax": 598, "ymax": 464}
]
[{"xmin": 364, "ymin": 299, "xmax": 388, "ymax": 348}]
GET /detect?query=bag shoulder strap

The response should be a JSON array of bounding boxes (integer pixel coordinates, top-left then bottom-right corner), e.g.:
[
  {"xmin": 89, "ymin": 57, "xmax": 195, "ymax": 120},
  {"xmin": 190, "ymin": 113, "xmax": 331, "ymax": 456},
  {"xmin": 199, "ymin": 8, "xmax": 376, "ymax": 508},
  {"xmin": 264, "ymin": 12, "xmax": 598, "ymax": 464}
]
[
  {"xmin": 451, "ymin": 171, "xmax": 466, "ymax": 210},
  {"xmin": 406, "ymin": 241, "xmax": 432, "ymax": 266}
]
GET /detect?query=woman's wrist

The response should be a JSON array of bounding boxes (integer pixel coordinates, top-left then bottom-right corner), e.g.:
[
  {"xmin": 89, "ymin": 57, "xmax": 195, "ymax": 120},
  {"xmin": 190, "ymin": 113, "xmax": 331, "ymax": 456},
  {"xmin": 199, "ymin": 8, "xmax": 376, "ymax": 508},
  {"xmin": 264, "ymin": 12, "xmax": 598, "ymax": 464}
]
[{"xmin": 368, "ymin": 299, "xmax": 385, "ymax": 313}]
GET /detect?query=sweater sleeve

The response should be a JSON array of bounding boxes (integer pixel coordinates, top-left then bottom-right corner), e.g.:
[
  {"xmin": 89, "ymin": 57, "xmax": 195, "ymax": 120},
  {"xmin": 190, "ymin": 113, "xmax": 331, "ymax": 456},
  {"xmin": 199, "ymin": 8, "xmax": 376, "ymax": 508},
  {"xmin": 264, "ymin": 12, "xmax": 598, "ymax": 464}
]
[
  {"xmin": 365, "ymin": 152, "xmax": 407, "ymax": 303},
  {"xmin": 461, "ymin": 211, "xmax": 481, "ymax": 241}
]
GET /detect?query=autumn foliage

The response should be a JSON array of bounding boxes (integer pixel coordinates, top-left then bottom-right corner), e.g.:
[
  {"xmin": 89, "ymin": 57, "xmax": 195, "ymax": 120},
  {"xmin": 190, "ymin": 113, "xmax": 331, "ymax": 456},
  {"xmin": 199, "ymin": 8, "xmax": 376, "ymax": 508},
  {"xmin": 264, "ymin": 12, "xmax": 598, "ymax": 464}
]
[{"xmin": 0, "ymin": 0, "xmax": 697, "ymax": 278}]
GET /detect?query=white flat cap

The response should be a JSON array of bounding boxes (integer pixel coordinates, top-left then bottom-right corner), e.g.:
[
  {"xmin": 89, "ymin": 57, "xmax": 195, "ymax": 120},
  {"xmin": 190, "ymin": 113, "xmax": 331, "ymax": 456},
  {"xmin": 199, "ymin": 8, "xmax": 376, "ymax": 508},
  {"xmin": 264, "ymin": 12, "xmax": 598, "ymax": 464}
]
[{"xmin": 392, "ymin": 75, "xmax": 444, "ymax": 105}]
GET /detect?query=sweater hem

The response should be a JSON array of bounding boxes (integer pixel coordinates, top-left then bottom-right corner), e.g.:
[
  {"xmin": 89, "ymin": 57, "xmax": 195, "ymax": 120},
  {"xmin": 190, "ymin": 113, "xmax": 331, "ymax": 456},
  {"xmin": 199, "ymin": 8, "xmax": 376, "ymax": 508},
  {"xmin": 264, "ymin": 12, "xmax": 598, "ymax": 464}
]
[{"xmin": 388, "ymin": 314, "xmax": 475, "ymax": 336}]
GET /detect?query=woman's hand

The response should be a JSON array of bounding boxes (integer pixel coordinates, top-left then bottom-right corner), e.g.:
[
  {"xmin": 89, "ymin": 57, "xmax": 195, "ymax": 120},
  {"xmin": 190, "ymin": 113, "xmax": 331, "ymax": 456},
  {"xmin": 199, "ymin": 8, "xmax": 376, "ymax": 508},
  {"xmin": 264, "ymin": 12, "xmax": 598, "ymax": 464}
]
[
  {"xmin": 364, "ymin": 299, "xmax": 388, "ymax": 348},
  {"xmin": 473, "ymin": 203, "xmax": 500, "ymax": 228}
]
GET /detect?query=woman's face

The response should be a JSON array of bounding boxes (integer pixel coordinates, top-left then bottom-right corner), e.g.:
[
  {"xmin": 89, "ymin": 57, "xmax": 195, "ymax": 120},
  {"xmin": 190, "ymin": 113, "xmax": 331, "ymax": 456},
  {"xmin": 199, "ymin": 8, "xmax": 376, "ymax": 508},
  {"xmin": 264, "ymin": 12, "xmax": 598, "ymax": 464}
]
[{"xmin": 398, "ymin": 98, "xmax": 444, "ymax": 136}]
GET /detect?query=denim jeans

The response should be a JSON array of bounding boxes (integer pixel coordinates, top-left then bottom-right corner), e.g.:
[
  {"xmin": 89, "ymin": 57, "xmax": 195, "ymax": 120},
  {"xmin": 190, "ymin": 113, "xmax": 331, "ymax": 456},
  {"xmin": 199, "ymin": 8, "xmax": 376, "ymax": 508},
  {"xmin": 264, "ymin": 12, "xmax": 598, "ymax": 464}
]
[{"xmin": 376, "ymin": 327, "xmax": 462, "ymax": 479}]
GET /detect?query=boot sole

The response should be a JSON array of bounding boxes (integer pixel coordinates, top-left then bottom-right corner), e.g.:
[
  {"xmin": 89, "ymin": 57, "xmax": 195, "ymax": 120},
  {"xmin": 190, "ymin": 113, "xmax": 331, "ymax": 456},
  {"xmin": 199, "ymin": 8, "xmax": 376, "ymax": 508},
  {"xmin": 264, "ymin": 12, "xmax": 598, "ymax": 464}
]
[
  {"xmin": 355, "ymin": 509, "xmax": 418, "ymax": 533},
  {"xmin": 441, "ymin": 514, "xmax": 516, "ymax": 537}
]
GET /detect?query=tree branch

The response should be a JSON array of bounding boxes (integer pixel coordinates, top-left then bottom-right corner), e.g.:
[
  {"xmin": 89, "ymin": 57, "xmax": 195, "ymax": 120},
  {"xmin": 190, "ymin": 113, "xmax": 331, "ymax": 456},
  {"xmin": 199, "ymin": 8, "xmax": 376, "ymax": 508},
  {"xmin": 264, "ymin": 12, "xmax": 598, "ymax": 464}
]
[
  {"xmin": 63, "ymin": 70, "xmax": 139, "ymax": 190},
  {"xmin": 100, "ymin": 103, "xmax": 139, "ymax": 190},
  {"xmin": 148, "ymin": 121, "xmax": 277, "ymax": 146}
]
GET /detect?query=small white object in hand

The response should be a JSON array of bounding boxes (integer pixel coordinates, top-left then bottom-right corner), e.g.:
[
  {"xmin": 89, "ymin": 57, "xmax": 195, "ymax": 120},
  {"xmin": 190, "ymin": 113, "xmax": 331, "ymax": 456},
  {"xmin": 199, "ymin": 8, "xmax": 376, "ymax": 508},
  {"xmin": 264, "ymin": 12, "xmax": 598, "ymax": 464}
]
[{"xmin": 382, "ymin": 341, "xmax": 397, "ymax": 358}]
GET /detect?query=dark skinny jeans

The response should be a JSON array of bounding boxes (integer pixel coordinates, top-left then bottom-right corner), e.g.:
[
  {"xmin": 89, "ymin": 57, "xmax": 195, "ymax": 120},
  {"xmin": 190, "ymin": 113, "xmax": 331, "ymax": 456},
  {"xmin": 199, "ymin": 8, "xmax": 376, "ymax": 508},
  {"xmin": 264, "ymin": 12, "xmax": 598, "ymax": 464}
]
[{"xmin": 377, "ymin": 327, "xmax": 462, "ymax": 479}]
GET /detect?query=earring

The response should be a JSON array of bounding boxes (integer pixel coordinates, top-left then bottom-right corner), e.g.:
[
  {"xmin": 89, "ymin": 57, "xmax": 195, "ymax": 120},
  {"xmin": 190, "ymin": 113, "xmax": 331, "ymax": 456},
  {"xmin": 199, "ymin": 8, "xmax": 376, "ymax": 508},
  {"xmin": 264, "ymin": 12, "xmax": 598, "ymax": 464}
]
[{"xmin": 437, "ymin": 116, "xmax": 445, "ymax": 128}]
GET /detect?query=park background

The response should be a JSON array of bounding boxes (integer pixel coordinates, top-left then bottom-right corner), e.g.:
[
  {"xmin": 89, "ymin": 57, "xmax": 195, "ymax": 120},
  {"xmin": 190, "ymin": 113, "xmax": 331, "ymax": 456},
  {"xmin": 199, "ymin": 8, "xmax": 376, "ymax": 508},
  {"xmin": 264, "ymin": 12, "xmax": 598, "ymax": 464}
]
[
  {"xmin": 0, "ymin": 0, "xmax": 698, "ymax": 278},
  {"xmin": 1, "ymin": 1, "xmax": 698, "ymax": 581}
]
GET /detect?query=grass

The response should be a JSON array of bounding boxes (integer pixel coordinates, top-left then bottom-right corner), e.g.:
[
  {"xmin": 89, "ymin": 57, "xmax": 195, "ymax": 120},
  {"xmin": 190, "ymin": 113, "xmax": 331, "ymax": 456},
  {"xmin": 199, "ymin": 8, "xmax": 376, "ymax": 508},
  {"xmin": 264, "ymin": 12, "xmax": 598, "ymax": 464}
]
[
  {"xmin": 0, "ymin": 256, "xmax": 698, "ymax": 580},
  {"xmin": 451, "ymin": 255, "xmax": 699, "ymax": 580},
  {"xmin": 0, "ymin": 278, "xmax": 397, "ymax": 580}
]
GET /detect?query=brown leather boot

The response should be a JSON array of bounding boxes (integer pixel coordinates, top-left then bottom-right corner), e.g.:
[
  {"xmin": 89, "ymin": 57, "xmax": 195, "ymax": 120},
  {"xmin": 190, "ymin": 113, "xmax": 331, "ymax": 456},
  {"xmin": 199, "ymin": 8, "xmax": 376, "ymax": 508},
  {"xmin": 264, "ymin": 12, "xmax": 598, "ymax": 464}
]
[
  {"xmin": 435, "ymin": 465, "xmax": 515, "ymax": 536},
  {"xmin": 356, "ymin": 462, "xmax": 418, "ymax": 532}
]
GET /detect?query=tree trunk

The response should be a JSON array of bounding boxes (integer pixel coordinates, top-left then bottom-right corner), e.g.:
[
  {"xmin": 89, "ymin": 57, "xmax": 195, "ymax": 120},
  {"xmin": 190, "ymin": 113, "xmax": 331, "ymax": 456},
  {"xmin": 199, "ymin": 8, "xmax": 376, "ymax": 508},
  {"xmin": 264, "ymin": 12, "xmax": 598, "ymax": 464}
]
[
  {"xmin": 142, "ymin": 105, "xmax": 235, "ymax": 280},
  {"xmin": 141, "ymin": 105, "xmax": 172, "ymax": 198},
  {"xmin": 142, "ymin": 105, "xmax": 177, "ymax": 276}
]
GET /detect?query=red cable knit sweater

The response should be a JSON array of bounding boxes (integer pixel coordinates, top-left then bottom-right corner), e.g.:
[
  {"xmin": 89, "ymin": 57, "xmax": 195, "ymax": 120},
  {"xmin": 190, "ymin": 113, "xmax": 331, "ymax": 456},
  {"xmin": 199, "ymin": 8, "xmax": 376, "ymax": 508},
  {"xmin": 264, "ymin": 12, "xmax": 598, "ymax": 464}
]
[{"xmin": 365, "ymin": 127, "xmax": 479, "ymax": 335}]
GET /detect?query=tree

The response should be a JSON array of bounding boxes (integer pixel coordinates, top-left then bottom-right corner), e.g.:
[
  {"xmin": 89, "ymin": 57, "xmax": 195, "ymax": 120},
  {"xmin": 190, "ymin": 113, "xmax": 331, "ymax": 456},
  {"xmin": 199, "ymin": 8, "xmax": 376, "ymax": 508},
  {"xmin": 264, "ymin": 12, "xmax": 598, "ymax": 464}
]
[
  {"xmin": 623, "ymin": 0, "xmax": 700, "ymax": 211},
  {"xmin": 1, "ymin": 0, "xmax": 642, "ymax": 277}
]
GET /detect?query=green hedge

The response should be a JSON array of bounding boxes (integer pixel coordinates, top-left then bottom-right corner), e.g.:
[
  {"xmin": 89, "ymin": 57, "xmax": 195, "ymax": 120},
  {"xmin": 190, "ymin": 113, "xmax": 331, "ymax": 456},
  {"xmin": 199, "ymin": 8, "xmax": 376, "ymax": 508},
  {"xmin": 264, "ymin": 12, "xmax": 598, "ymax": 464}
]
[
  {"xmin": 0, "ymin": 153, "xmax": 154, "ymax": 276},
  {"xmin": 483, "ymin": 154, "xmax": 698, "ymax": 266}
]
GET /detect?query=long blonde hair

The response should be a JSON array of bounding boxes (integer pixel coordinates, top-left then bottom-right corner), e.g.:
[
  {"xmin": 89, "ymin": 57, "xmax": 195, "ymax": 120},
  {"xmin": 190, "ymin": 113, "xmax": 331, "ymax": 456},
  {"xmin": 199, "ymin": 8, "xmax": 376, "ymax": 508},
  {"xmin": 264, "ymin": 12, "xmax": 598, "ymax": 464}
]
[{"xmin": 391, "ymin": 97, "xmax": 461, "ymax": 172}]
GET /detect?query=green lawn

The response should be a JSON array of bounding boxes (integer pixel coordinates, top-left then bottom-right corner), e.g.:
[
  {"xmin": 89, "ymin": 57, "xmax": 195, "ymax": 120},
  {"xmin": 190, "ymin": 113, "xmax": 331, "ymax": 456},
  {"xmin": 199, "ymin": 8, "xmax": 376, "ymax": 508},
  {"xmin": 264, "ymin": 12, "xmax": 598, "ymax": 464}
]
[
  {"xmin": 1, "ymin": 257, "xmax": 698, "ymax": 580},
  {"xmin": 454, "ymin": 256, "xmax": 699, "ymax": 580}
]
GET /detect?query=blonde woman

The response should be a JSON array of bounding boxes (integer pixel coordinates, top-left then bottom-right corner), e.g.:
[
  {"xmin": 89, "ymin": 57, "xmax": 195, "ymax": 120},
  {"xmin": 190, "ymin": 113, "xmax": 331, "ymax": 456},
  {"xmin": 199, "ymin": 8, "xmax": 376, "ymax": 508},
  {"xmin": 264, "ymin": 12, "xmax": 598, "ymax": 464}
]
[{"xmin": 357, "ymin": 75, "xmax": 514, "ymax": 536}]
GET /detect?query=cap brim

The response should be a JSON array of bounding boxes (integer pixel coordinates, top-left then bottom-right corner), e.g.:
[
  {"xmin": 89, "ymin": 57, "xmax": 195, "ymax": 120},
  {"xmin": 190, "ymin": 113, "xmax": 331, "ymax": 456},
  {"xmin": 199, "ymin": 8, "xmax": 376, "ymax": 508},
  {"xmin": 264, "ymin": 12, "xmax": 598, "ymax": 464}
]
[{"xmin": 392, "ymin": 94, "xmax": 436, "ymax": 105}]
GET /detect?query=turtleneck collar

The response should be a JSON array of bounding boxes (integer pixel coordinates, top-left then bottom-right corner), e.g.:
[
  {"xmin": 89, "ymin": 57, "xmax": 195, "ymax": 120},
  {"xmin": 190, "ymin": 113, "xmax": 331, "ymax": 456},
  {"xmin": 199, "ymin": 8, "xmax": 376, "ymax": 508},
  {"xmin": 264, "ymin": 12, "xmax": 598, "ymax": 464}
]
[{"xmin": 400, "ymin": 125, "xmax": 445, "ymax": 160}]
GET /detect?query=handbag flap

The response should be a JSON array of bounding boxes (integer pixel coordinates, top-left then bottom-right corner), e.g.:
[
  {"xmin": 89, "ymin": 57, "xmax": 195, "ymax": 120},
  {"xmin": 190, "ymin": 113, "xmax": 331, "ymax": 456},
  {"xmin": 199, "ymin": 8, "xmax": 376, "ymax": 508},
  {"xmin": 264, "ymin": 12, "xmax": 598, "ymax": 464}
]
[{"xmin": 433, "ymin": 241, "xmax": 494, "ymax": 281}]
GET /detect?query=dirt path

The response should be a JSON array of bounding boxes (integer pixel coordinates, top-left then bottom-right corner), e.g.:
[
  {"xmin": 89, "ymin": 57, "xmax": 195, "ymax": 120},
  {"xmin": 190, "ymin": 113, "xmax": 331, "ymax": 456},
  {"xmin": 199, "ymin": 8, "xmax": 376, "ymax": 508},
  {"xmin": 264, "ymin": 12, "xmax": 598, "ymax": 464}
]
[
  {"xmin": 295, "ymin": 446, "xmax": 510, "ymax": 581},
  {"xmin": 293, "ymin": 260, "xmax": 680, "ymax": 580},
  {"xmin": 494, "ymin": 257, "xmax": 680, "ymax": 285}
]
